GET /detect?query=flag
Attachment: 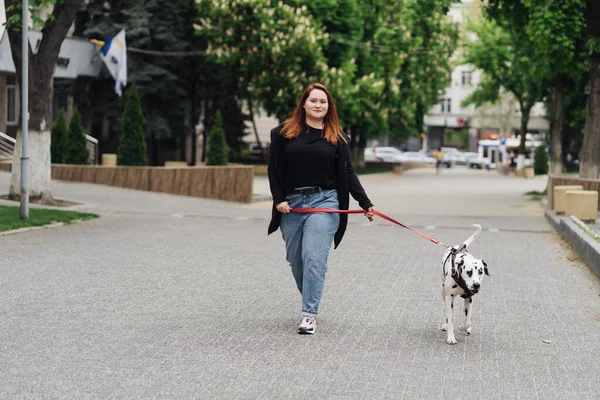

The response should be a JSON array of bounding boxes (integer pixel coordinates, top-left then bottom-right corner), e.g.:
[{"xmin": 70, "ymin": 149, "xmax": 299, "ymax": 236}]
[{"xmin": 99, "ymin": 29, "xmax": 127, "ymax": 97}]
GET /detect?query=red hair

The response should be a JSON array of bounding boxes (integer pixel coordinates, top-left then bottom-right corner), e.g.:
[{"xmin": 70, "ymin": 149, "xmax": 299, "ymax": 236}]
[{"xmin": 281, "ymin": 83, "xmax": 346, "ymax": 145}]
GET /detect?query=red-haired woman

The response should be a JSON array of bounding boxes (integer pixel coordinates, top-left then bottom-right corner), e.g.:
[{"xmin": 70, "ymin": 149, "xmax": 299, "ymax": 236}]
[{"xmin": 267, "ymin": 83, "xmax": 374, "ymax": 335}]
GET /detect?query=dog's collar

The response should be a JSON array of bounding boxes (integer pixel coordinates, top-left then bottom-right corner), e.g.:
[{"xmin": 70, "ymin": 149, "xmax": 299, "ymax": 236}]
[{"xmin": 446, "ymin": 246, "xmax": 476, "ymax": 299}]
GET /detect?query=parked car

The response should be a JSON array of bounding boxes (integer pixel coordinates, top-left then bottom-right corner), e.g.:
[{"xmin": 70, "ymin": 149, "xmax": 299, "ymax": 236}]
[
  {"xmin": 462, "ymin": 152, "xmax": 479, "ymax": 162},
  {"xmin": 446, "ymin": 152, "xmax": 467, "ymax": 166},
  {"xmin": 398, "ymin": 151, "xmax": 434, "ymax": 164},
  {"xmin": 364, "ymin": 146, "xmax": 403, "ymax": 163}
]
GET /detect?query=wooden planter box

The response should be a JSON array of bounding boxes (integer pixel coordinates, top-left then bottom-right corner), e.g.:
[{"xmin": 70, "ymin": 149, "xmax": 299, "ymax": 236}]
[{"xmin": 51, "ymin": 164, "xmax": 254, "ymax": 203}]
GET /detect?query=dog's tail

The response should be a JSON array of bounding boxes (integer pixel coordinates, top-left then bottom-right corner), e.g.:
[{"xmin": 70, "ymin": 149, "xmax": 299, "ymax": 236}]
[{"xmin": 461, "ymin": 224, "xmax": 482, "ymax": 250}]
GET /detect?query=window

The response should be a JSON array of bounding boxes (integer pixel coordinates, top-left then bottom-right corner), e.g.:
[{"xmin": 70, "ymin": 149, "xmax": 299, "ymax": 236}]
[
  {"xmin": 6, "ymin": 75, "xmax": 17, "ymax": 124},
  {"xmin": 440, "ymin": 98, "xmax": 452, "ymax": 113},
  {"xmin": 461, "ymin": 70, "xmax": 472, "ymax": 86}
]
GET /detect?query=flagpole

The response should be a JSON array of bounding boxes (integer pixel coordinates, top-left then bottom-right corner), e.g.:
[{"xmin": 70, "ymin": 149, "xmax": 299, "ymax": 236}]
[{"xmin": 20, "ymin": 0, "xmax": 29, "ymax": 220}]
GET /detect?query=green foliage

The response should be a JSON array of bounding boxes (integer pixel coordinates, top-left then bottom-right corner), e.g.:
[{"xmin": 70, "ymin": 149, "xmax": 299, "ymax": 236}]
[
  {"xmin": 196, "ymin": 0, "xmax": 329, "ymax": 121},
  {"xmin": 117, "ymin": 85, "xmax": 148, "ymax": 166},
  {"xmin": 195, "ymin": 0, "xmax": 458, "ymax": 145},
  {"xmin": 533, "ymin": 144, "xmax": 549, "ymax": 175},
  {"xmin": 64, "ymin": 108, "xmax": 90, "ymax": 165},
  {"xmin": 588, "ymin": 38, "xmax": 600, "ymax": 56},
  {"xmin": 206, "ymin": 111, "xmax": 228, "ymax": 166},
  {"xmin": 461, "ymin": 15, "xmax": 547, "ymax": 153},
  {"xmin": 4, "ymin": 0, "xmax": 59, "ymax": 30},
  {"xmin": 81, "ymin": 0, "xmax": 192, "ymax": 150},
  {"xmin": 50, "ymin": 108, "xmax": 68, "ymax": 164}
]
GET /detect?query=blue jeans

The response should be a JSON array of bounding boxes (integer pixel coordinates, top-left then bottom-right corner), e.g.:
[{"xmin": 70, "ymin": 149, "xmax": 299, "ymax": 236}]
[{"xmin": 280, "ymin": 189, "xmax": 340, "ymax": 317}]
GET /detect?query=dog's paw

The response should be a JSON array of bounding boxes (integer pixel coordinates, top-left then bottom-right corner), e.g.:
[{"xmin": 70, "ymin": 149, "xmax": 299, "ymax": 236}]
[
  {"xmin": 440, "ymin": 323, "xmax": 447, "ymax": 331},
  {"xmin": 447, "ymin": 336, "xmax": 457, "ymax": 345},
  {"xmin": 458, "ymin": 323, "xmax": 471, "ymax": 333},
  {"xmin": 465, "ymin": 327, "xmax": 471, "ymax": 335}
]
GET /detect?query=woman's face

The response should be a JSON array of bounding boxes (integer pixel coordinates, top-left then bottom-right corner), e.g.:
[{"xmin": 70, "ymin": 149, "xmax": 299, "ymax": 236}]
[{"xmin": 303, "ymin": 89, "xmax": 329, "ymax": 121}]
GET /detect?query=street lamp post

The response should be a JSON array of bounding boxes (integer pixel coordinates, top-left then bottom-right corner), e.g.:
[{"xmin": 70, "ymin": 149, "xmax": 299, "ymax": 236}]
[{"xmin": 20, "ymin": 0, "xmax": 29, "ymax": 219}]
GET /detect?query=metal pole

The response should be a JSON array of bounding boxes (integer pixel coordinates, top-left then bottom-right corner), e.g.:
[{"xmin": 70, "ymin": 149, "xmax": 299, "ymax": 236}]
[{"xmin": 20, "ymin": 0, "xmax": 29, "ymax": 219}]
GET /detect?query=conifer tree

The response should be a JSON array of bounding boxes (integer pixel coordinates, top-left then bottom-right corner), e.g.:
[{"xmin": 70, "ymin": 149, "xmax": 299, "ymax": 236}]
[
  {"xmin": 117, "ymin": 85, "xmax": 148, "ymax": 166},
  {"xmin": 65, "ymin": 108, "xmax": 90, "ymax": 165},
  {"xmin": 206, "ymin": 111, "xmax": 228, "ymax": 166},
  {"xmin": 51, "ymin": 108, "xmax": 68, "ymax": 164}
]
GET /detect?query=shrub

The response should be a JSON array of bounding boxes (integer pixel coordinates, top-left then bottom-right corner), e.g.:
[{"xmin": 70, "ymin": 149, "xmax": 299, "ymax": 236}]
[
  {"xmin": 117, "ymin": 84, "xmax": 148, "ymax": 166},
  {"xmin": 533, "ymin": 144, "xmax": 548, "ymax": 175},
  {"xmin": 206, "ymin": 111, "xmax": 228, "ymax": 166},
  {"xmin": 64, "ymin": 108, "xmax": 89, "ymax": 165},
  {"xmin": 50, "ymin": 108, "xmax": 68, "ymax": 164}
]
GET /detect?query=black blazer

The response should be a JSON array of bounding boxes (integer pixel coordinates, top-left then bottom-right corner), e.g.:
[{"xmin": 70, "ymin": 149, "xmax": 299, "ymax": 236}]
[{"xmin": 267, "ymin": 125, "xmax": 374, "ymax": 249}]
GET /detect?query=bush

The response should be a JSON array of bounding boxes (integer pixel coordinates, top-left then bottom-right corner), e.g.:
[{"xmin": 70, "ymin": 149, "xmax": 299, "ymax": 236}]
[
  {"xmin": 64, "ymin": 108, "xmax": 90, "ymax": 165},
  {"xmin": 533, "ymin": 144, "xmax": 548, "ymax": 175},
  {"xmin": 206, "ymin": 111, "xmax": 228, "ymax": 166},
  {"xmin": 117, "ymin": 84, "xmax": 148, "ymax": 166},
  {"xmin": 50, "ymin": 108, "xmax": 68, "ymax": 164}
]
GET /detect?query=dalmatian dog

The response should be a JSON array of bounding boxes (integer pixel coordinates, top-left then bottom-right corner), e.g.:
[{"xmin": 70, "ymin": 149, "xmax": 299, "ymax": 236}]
[{"xmin": 440, "ymin": 224, "xmax": 490, "ymax": 345}]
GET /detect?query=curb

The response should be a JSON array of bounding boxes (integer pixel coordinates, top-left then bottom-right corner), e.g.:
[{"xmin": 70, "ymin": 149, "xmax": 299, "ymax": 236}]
[
  {"xmin": 0, "ymin": 222, "xmax": 66, "ymax": 237},
  {"xmin": 545, "ymin": 210, "xmax": 600, "ymax": 278}
]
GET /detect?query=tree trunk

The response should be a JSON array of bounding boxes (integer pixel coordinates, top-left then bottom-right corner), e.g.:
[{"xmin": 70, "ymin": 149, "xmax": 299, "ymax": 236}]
[
  {"xmin": 349, "ymin": 125, "xmax": 358, "ymax": 165},
  {"xmin": 5, "ymin": 0, "xmax": 81, "ymax": 200},
  {"xmin": 549, "ymin": 75, "xmax": 565, "ymax": 175},
  {"xmin": 247, "ymin": 95, "xmax": 264, "ymax": 158},
  {"xmin": 580, "ymin": 0, "xmax": 600, "ymax": 179},
  {"xmin": 357, "ymin": 134, "xmax": 367, "ymax": 168},
  {"xmin": 517, "ymin": 105, "xmax": 531, "ymax": 170}
]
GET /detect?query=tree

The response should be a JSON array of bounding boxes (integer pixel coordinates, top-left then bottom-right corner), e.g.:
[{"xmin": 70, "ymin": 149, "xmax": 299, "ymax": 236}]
[
  {"xmin": 580, "ymin": 0, "xmax": 600, "ymax": 178},
  {"xmin": 195, "ymin": 0, "xmax": 329, "ymax": 121},
  {"xmin": 81, "ymin": 0, "xmax": 191, "ymax": 165},
  {"xmin": 486, "ymin": 0, "xmax": 587, "ymax": 175},
  {"xmin": 195, "ymin": 0, "xmax": 459, "ymax": 167},
  {"xmin": 5, "ymin": 0, "xmax": 82, "ymax": 201},
  {"xmin": 50, "ymin": 108, "xmax": 68, "ymax": 164},
  {"xmin": 64, "ymin": 108, "xmax": 89, "ymax": 165},
  {"xmin": 206, "ymin": 111, "xmax": 228, "ymax": 166},
  {"xmin": 461, "ymin": 16, "xmax": 547, "ymax": 169},
  {"xmin": 117, "ymin": 85, "xmax": 148, "ymax": 166}
]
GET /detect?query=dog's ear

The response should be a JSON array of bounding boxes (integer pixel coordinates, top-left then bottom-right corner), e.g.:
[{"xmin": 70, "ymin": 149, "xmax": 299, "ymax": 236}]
[{"xmin": 482, "ymin": 260, "xmax": 490, "ymax": 276}]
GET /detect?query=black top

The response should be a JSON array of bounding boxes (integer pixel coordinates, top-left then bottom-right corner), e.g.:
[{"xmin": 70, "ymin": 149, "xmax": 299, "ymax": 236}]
[
  {"xmin": 268, "ymin": 124, "xmax": 374, "ymax": 248},
  {"xmin": 283, "ymin": 126, "xmax": 337, "ymax": 193}
]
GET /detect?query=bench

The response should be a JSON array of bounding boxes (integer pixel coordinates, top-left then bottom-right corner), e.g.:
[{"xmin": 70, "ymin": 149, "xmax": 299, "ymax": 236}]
[
  {"xmin": 565, "ymin": 190, "xmax": 598, "ymax": 222},
  {"xmin": 554, "ymin": 185, "xmax": 584, "ymax": 214}
]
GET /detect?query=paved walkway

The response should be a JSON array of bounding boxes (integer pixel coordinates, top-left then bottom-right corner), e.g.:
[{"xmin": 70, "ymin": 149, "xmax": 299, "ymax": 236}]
[{"xmin": 1, "ymin": 168, "xmax": 599, "ymax": 399}]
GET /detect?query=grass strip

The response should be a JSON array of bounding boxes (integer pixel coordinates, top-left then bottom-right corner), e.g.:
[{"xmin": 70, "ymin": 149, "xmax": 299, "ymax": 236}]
[{"xmin": 0, "ymin": 205, "xmax": 98, "ymax": 233}]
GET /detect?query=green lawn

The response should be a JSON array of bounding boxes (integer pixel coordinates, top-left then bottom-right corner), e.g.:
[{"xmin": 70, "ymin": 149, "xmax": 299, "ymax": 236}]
[
  {"xmin": 0, "ymin": 205, "xmax": 98, "ymax": 233},
  {"xmin": 355, "ymin": 166, "xmax": 390, "ymax": 175}
]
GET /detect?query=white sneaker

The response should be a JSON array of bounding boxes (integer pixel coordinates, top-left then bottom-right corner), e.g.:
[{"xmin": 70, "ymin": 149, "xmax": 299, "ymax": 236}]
[{"xmin": 298, "ymin": 316, "xmax": 316, "ymax": 334}]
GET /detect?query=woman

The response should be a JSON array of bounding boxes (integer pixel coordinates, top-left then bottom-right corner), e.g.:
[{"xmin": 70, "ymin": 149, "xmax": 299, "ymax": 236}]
[{"xmin": 267, "ymin": 83, "xmax": 374, "ymax": 335}]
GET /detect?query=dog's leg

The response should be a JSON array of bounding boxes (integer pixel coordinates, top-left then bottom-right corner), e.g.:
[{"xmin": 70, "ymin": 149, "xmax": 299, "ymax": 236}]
[
  {"xmin": 459, "ymin": 297, "xmax": 472, "ymax": 335},
  {"xmin": 440, "ymin": 284, "xmax": 447, "ymax": 331},
  {"xmin": 445, "ymin": 295, "xmax": 457, "ymax": 344}
]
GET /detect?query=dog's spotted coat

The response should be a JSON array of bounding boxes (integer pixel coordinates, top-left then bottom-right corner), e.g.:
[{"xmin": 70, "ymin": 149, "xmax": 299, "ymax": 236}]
[{"xmin": 440, "ymin": 225, "xmax": 490, "ymax": 344}]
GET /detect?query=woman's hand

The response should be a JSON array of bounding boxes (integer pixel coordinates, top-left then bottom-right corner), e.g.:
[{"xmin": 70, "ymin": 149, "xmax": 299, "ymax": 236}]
[
  {"xmin": 365, "ymin": 206, "xmax": 375, "ymax": 222},
  {"xmin": 276, "ymin": 201, "xmax": 291, "ymax": 214}
]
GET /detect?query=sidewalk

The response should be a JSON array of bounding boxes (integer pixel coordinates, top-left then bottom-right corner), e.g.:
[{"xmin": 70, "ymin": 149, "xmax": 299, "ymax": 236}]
[{"xmin": 1, "ymin": 169, "xmax": 599, "ymax": 398}]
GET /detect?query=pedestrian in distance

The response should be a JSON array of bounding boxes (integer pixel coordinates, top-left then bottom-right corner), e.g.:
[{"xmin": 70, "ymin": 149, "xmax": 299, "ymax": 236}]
[
  {"xmin": 267, "ymin": 83, "xmax": 375, "ymax": 335},
  {"xmin": 434, "ymin": 147, "xmax": 445, "ymax": 174}
]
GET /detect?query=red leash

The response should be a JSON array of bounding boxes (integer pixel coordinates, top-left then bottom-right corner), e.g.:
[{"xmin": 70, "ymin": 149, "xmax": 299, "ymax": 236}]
[{"xmin": 289, "ymin": 207, "xmax": 446, "ymax": 247}]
